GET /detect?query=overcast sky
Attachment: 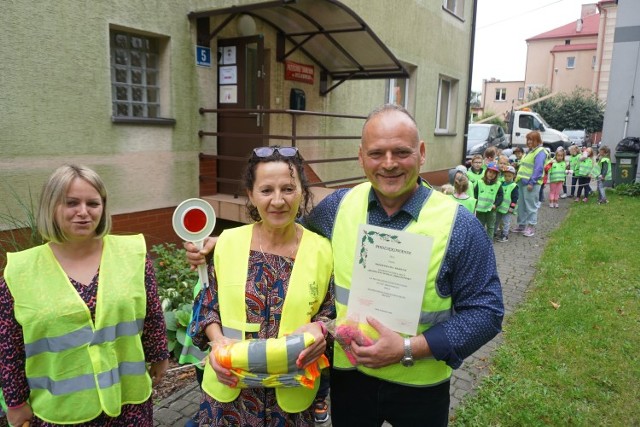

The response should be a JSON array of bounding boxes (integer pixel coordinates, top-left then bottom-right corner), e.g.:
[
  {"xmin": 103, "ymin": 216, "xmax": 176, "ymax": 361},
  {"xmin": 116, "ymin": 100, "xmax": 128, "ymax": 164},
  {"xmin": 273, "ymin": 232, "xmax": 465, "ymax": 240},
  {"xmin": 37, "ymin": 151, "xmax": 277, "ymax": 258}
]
[{"xmin": 472, "ymin": 0, "xmax": 594, "ymax": 92}]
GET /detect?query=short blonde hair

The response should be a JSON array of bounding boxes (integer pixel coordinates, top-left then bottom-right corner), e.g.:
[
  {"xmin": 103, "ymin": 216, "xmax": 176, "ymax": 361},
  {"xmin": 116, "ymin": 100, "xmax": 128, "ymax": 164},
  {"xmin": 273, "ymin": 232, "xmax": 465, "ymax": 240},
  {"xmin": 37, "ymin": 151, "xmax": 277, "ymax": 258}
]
[{"xmin": 37, "ymin": 165, "xmax": 111, "ymax": 243}]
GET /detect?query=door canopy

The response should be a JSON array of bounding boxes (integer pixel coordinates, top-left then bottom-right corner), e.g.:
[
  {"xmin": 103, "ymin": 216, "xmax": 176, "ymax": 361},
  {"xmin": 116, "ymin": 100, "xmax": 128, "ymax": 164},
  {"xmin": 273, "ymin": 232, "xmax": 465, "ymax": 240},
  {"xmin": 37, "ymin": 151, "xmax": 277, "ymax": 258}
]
[{"xmin": 189, "ymin": 0, "xmax": 409, "ymax": 95}]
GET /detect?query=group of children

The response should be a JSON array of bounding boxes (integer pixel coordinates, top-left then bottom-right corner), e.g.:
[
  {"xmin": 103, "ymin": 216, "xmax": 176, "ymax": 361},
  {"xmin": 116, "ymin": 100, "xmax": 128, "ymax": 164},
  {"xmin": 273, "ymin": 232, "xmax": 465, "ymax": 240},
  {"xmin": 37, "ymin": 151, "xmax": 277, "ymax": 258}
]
[{"xmin": 442, "ymin": 143, "xmax": 612, "ymax": 243}]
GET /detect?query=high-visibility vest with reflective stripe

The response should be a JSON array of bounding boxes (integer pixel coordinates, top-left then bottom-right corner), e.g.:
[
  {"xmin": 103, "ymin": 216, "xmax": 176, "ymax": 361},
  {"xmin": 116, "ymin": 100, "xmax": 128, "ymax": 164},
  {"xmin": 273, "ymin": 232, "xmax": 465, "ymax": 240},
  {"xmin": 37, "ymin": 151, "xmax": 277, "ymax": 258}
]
[
  {"xmin": 516, "ymin": 146, "xmax": 545, "ymax": 184},
  {"xmin": 202, "ymin": 225, "xmax": 332, "ymax": 413},
  {"xmin": 475, "ymin": 180, "xmax": 500, "ymax": 212},
  {"xmin": 331, "ymin": 183, "xmax": 454, "ymax": 386},
  {"xmin": 549, "ymin": 160, "xmax": 567, "ymax": 183},
  {"xmin": 467, "ymin": 169, "xmax": 484, "ymax": 186},
  {"xmin": 450, "ymin": 194, "xmax": 476, "ymax": 213},
  {"xmin": 596, "ymin": 157, "xmax": 612, "ymax": 180},
  {"xmin": 4, "ymin": 235, "xmax": 151, "ymax": 424},
  {"xmin": 570, "ymin": 154, "xmax": 581, "ymax": 174},
  {"xmin": 497, "ymin": 181, "xmax": 517, "ymax": 214},
  {"xmin": 578, "ymin": 157, "xmax": 594, "ymax": 177}
]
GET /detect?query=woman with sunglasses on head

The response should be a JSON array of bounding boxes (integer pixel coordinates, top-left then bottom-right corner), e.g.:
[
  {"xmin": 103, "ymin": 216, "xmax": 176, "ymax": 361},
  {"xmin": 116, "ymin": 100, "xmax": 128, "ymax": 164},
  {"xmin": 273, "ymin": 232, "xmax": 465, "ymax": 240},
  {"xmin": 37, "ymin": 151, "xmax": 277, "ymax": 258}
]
[
  {"xmin": 188, "ymin": 146, "xmax": 334, "ymax": 426},
  {"xmin": 0, "ymin": 165, "xmax": 169, "ymax": 427}
]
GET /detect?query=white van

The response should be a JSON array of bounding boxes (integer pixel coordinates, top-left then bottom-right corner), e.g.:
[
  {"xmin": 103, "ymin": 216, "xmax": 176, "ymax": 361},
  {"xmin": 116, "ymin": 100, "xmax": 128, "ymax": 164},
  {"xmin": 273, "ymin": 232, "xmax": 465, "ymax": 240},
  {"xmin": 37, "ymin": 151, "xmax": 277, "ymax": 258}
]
[{"xmin": 509, "ymin": 110, "xmax": 570, "ymax": 152}]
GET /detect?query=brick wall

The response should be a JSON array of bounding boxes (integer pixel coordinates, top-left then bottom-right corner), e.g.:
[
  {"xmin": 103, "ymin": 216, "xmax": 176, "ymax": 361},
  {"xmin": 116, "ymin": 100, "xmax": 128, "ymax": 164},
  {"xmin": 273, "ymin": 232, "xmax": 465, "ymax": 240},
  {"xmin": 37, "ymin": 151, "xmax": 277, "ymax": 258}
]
[
  {"xmin": 111, "ymin": 207, "xmax": 183, "ymax": 249},
  {"xmin": 199, "ymin": 153, "xmax": 217, "ymax": 197}
]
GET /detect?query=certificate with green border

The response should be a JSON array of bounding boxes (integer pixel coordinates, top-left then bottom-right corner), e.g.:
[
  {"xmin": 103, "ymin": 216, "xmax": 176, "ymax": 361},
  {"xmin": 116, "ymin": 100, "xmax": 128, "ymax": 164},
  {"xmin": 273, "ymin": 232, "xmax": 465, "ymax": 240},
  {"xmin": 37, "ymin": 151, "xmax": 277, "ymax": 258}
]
[{"xmin": 346, "ymin": 224, "xmax": 432, "ymax": 335}]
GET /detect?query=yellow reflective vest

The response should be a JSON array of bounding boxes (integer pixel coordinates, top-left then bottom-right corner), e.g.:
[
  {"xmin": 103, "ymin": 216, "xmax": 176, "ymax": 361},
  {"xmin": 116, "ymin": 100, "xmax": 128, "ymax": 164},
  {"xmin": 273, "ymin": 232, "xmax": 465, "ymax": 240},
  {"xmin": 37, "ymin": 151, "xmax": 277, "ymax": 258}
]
[
  {"xmin": 4, "ymin": 235, "xmax": 151, "ymax": 424},
  {"xmin": 202, "ymin": 224, "xmax": 333, "ymax": 413},
  {"xmin": 516, "ymin": 146, "xmax": 546, "ymax": 185},
  {"xmin": 332, "ymin": 183, "xmax": 454, "ymax": 386}
]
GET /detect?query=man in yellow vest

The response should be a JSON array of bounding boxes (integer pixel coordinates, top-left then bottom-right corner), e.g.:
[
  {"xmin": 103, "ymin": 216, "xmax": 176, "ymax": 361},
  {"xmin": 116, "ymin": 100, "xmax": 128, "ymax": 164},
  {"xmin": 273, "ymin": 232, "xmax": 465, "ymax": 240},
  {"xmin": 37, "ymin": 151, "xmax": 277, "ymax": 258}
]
[
  {"xmin": 299, "ymin": 105, "xmax": 504, "ymax": 426},
  {"xmin": 187, "ymin": 105, "xmax": 504, "ymax": 426}
]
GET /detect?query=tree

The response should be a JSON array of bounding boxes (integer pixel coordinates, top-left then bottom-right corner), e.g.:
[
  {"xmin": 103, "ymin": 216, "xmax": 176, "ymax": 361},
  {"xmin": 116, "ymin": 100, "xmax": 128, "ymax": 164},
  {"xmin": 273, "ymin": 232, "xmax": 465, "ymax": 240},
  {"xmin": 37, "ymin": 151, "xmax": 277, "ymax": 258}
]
[
  {"xmin": 476, "ymin": 111, "xmax": 507, "ymax": 130},
  {"xmin": 526, "ymin": 87, "xmax": 605, "ymax": 133}
]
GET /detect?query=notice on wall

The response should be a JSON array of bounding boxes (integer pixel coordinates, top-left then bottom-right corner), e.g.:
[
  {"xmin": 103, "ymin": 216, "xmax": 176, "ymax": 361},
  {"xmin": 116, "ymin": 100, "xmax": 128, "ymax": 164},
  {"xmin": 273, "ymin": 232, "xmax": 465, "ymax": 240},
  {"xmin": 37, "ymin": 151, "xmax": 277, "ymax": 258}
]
[
  {"xmin": 219, "ymin": 86, "xmax": 237, "ymax": 104},
  {"xmin": 219, "ymin": 66, "xmax": 237, "ymax": 85},
  {"xmin": 222, "ymin": 46, "xmax": 236, "ymax": 64},
  {"xmin": 284, "ymin": 60, "xmax": 314, "ymax": 84}
]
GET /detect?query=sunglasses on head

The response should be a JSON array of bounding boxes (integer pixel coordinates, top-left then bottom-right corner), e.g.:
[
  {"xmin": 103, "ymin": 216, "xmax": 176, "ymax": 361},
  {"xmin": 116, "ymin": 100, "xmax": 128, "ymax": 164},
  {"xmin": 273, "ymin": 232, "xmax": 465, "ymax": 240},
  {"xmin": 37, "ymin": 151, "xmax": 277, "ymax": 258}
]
[{"xmin": 252, "ymin": 146, "xmax": 298, "ymax": 158}]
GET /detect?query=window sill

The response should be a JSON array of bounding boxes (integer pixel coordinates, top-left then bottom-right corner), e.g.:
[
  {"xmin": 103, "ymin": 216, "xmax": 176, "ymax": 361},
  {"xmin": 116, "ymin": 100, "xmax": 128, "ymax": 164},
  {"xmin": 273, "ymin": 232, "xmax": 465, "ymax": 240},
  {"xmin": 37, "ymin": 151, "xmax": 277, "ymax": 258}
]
[
  {"xmin": 111, "ymin": 117, "xmax": 176, "ymax": 126},
  {"xmin": 434, "ymin": 131, "xmax": 457, "ymax": 137},
  {"xmin": 442, "ymin": 6, "xmax": 465, "ymax": 23}
]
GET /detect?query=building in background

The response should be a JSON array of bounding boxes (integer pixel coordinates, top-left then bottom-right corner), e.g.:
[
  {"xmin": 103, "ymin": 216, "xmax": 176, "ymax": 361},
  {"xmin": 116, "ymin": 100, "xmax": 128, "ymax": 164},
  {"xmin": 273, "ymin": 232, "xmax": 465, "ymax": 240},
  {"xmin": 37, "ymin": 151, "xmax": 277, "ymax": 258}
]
[
  {"xmin": 1, "ymin": 0, "xmax": 477, "ymax": 248},
  {"xmin": 479, "ymin": 78, "xmax": 525, "ymax": 120},
  {"xmin": 477, "ymin": 1, "xmax": 618, "ymax": 119}
]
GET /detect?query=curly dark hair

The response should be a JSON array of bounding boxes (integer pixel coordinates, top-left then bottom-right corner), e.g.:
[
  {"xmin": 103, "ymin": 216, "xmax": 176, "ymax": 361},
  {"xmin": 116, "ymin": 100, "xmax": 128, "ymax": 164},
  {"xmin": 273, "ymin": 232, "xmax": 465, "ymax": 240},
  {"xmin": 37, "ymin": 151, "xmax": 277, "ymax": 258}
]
[{"xmin": 242, "ymin": 146, "xmax": 313, "ymax": 222}]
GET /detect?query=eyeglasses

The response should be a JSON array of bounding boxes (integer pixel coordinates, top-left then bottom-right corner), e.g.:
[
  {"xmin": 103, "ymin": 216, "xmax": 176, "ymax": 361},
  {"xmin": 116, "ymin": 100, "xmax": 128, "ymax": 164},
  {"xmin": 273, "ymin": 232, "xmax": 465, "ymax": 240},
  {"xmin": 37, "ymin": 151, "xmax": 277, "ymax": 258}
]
[{"xmin": 252, "ymin": 146, "xmax": 298, "ymax": 158}]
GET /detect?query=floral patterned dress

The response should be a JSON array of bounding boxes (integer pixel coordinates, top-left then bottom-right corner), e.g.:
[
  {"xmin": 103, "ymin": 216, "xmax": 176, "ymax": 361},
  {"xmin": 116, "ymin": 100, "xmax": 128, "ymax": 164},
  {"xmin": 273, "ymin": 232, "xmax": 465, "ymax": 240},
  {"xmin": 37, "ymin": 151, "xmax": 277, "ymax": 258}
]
[{"xmin": 192, "ymin": 250, "xmax": 334, "ymax": 427}]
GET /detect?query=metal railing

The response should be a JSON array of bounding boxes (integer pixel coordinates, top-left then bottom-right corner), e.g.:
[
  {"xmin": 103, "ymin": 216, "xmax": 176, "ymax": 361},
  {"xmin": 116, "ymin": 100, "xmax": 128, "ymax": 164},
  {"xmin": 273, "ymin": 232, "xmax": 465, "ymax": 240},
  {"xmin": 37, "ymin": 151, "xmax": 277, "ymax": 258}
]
[{"xmin": 198, "ymin": 108, "xmax": 367, "ymax": 187}]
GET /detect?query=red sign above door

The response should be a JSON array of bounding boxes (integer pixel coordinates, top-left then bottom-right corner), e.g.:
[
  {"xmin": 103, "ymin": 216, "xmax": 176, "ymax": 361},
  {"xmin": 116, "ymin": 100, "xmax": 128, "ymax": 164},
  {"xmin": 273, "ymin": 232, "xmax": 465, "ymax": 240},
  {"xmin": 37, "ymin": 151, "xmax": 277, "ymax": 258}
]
[{"xmin": 284, "ymin": 60, "xmax": 314, "ymax": 84}]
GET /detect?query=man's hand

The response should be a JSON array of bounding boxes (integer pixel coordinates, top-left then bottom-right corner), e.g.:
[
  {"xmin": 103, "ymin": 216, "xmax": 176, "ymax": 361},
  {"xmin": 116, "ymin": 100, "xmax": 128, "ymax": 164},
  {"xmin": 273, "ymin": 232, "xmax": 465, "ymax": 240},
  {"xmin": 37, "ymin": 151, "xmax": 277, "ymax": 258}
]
[
  {"xmin": 527, "ymin": 183, "xmax": 534, "ymax": 192},
  {"xmin": 184, "ymin": 236, "xmax": 218, "ymax": 271},
  {"xmin": 7, "ymin": 403, "xmax": 33, "ymax": 427},
  {"xmin": 350, "ymin": 317, "xmax": 403, "ymax": 369}
]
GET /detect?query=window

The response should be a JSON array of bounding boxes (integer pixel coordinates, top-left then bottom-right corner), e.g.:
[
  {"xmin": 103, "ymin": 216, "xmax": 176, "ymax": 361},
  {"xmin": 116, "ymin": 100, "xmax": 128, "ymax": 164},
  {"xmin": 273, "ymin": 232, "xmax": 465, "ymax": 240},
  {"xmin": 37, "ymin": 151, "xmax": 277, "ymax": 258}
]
[
  {"xmin": 443, "ymin": 0, "xmax": 464, "ymax": 18},
  {"xmin": 567, "ymin": 56, "xmax": 576, "ymax": 69},
  {"xmin": 110, "ymin": 29, "xmax": 163, "ymax": 119},
  {"xmin": 517, "ymin": 87, "xmax": 525, "ymax": 100},
  {"xmin": 495, "ymin": 88, "xmax": 506, "ymax": 101},
  {"xmin": 592, "ymin": 55, "xmax": 596, "ymax": 69},
  {"xmin": 436, "ymin": 76, "xmax": 458, "ymax": 133},
  {"xmin": 386, "ymin": 78, "xmax": 408, "ymax": 108}
]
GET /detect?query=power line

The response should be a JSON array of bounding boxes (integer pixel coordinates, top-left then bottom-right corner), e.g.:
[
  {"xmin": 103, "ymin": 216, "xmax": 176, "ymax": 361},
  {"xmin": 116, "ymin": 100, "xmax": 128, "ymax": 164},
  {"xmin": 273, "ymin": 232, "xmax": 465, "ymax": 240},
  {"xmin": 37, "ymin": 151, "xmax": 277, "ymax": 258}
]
[{"xmin": 478, "ymin": 0, "xmax": 565, "ymax": 30}]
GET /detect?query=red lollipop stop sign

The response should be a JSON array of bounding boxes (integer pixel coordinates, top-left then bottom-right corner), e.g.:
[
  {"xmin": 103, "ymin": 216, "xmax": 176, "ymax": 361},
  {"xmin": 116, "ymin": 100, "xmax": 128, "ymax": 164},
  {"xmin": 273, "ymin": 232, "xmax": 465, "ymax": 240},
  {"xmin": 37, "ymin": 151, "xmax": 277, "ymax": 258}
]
[{"xmin": 172, "ymin": 199, "xmax": 216, "ymax": 289}]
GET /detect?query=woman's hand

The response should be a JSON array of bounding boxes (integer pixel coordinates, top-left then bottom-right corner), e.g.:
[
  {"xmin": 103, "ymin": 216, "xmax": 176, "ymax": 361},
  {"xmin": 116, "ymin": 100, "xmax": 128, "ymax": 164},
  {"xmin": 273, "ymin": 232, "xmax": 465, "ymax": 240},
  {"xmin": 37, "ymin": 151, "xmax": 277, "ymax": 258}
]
[
  {"xmin": 293, "ymin": 322, "xmax": 327, "ymax": 369},
  {"xmin": 208, "ymin": 335, "xmax": 238, "ymax": 387},
  {"xmin": 149, "ymin": 358, "xmax": 169, "ymax": 386},
  {"xmin": 184, "ymin": 237, "xmax": 218, "ymax": 271},
  {"xmin": 7, "ymin": 403, "xmax": 33, "ymax": 427}
]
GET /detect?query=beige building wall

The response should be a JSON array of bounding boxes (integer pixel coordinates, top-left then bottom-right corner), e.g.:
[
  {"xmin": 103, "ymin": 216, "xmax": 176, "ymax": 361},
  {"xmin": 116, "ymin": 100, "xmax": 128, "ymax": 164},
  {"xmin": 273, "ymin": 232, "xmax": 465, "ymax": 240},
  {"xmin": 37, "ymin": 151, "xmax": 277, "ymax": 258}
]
[
  {"xmin": 593, "ymin": 2, "xmax": 618, "ymax": 100},
  {"xmin": 524, "ymin": 36, "xmax": 597, "ymax": 94},
  {"xmin": 480, "ymin": 80, "xmax": 525, "ymax": 120},
  {"xmin": 1, "ymin": 1, "xmax": 203, "ymax": 222},
  {"xmin": 324, "ymin": 0, "xmax": 474, "ymax": 178},
  {"xmin": 1, "ymin": 0, "xmax": 474, "ymax": 227}
]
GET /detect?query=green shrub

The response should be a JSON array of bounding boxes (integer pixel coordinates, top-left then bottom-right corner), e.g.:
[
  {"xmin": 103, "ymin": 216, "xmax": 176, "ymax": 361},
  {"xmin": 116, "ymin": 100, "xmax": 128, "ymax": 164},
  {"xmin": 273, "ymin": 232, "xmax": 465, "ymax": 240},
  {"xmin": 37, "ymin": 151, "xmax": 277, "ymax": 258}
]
[
  {"xmin": 612, "ymin": 182, "xmax": 640, "ymax": 197},
  {"xmin": 151, "ymin": 243, "xmax": 199, "ymax": 360},
  {"xmin": 0, "ymin": 186, "xmax": 45, "ymax": 272}
]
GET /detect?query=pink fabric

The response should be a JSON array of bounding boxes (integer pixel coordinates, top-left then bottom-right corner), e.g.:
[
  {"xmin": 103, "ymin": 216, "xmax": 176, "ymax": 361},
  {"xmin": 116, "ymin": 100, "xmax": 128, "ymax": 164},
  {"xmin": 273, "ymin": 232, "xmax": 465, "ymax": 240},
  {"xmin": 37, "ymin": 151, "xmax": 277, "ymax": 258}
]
[{"xmin": 549, "ymin": 182, "xmax": 563, "ymax": 201}]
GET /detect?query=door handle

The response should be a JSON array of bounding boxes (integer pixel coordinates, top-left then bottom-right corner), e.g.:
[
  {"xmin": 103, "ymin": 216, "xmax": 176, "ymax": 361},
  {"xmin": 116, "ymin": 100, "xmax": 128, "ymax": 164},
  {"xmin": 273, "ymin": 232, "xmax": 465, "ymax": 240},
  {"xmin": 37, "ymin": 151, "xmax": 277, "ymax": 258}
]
[{"xmin": 249, "ymin": 112, "xmax": 262, "ymax": 127}]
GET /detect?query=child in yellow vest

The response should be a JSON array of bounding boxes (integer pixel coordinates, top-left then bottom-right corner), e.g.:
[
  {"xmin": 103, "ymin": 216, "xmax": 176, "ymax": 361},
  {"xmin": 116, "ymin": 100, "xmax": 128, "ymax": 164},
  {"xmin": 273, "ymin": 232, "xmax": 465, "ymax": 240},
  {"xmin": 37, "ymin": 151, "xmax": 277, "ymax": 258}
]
[
  {"xmin": 495, "ymin": 166, "xmax": 518, "ymax": 242},
  {"xmin": 596, "ymin": 145, "xmax": 612, "ymax": 204},
  {"xmin": 474, "ymin": 162, "xmax": 504, "ymax": 237},
  {"xmin": 548, "ymin": 148, "xmax": 569, "ymax": 208}
]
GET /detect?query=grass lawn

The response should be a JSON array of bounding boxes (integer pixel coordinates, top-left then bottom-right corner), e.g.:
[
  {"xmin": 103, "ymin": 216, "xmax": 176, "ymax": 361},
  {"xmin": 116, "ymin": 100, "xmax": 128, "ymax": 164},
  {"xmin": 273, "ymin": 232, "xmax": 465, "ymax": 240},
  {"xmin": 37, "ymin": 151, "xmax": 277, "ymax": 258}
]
[{"xmin": 452, "ymin": 192, "xmax": 640, "ymax": 426}]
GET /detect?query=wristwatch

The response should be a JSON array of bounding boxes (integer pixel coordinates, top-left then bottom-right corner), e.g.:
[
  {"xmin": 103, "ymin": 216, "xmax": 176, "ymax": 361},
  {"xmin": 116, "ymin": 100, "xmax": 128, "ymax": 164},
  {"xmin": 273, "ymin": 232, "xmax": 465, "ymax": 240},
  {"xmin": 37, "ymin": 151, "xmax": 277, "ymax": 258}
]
[{"xmin": 401, "ymin": 337, "xmax": 414, "ymax": 367}]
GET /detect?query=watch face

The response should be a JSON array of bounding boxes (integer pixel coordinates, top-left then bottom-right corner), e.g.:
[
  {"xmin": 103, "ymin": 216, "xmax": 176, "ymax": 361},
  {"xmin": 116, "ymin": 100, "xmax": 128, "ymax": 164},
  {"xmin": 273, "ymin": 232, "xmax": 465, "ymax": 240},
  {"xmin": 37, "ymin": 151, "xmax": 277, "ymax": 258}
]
[{"xmin": 401, "ymin": 357, "xmax": 414, "ymax": 367}]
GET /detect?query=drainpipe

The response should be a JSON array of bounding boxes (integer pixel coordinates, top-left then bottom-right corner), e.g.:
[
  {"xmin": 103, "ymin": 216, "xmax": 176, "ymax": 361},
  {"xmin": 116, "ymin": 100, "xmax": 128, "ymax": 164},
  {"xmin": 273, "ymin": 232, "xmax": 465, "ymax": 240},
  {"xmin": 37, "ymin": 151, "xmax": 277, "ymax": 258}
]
[
  {"xmin": 463, "ymin": 0, "xmax": 479, "ymax": 164},
  {"xmin": 550, "ymin": 52, "xmax": 556, "ymax": 91}
]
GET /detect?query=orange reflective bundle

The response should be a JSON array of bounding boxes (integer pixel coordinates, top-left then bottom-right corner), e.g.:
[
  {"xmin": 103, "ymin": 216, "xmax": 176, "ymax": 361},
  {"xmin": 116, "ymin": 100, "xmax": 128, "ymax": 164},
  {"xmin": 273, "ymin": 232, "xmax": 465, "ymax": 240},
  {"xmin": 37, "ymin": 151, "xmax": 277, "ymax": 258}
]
[{"xmin": 213, "ymin": 333, "xmax": 328, "ymax": 389}]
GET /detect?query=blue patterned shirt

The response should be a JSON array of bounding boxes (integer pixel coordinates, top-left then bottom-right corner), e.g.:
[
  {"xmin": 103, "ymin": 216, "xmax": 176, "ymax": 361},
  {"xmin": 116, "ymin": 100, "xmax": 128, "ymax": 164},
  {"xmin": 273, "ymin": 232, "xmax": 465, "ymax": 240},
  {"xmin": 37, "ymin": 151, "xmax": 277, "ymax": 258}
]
[{"xmin": 302, "ymin": 180, "xmax": 504, "ymax": 369}]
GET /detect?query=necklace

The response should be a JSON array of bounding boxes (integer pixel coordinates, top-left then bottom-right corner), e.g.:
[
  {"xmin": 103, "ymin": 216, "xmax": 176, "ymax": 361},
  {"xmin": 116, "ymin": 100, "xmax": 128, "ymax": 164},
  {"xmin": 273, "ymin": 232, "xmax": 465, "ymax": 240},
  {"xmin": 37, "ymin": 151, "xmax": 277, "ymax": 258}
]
[{"xmin": 258, "ymin": 224, "xmax": 299, "ymax": 277}]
